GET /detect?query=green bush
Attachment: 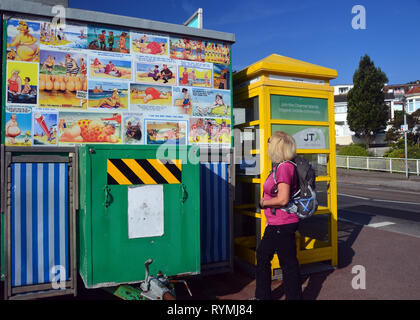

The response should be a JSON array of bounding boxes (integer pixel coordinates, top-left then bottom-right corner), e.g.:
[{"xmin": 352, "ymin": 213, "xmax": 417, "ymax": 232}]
[
  {"xmin": 337, "ymin": 144, "xmax": 371, "ymax": 156},
  {"xmin": 384, "ymin": 146, "xmax": 420, "ymax": 159}
]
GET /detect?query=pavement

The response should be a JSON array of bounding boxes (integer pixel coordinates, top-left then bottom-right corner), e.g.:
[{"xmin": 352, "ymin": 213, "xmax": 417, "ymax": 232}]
[
  {"xmin": 172, "ymin": 218, "xmax": 420, "ymax": 300},
  {"xmin": 172, "ymin": 168, "xmax": 420, "ymax": 300},
  {"xmin": 336, "ymin": 167, "xmax": 420, "ymax": 192},
  {"xmin": 2, "ymin": 168, "xmax": 420, "ymax": 301}
]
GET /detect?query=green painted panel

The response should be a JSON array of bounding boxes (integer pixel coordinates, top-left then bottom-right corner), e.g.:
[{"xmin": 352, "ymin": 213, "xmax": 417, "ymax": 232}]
[
  {"xmin": 270, "ymin": 95, "xmax": 328, "ymax": 122},
  {"xmin": 272, "ymin": 124, "xmax": 329, "ymax": 149},
  {"xmin": 1, "ymin": 214, "xmax": 4, "ymax": 280},
  {"xmin": 78, "ymin": 145, "xmax": 200, "ymax": 288}
]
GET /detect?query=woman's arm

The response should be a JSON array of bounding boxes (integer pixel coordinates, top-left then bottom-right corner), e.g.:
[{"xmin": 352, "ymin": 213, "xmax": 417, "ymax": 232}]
[{"xmin": 260, "ymin": 182, "xmax": 290, "ymax": 208}]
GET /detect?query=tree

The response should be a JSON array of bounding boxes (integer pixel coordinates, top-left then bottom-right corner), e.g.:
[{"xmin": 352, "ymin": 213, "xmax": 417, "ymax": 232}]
[
  {"xmin": 385, "ymin": 109, "xmax": 420, "ymax": 146},
  {"xmin": 347, "ymin": 54, "xmax": 389, "ymax": 148},
  {"xmin": 385, "ymin": 110, "xmax": 415, "ymax": 144}
]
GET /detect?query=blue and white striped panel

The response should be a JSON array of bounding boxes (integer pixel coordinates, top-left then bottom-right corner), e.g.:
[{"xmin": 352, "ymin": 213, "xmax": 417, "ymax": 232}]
[
  {"xmin": 11, "ymin": 163, "xmax": 69, "ymax": 287},
  {"xmin": 200, "ymin": 162, "xmax": 229, "ymax": 265}
]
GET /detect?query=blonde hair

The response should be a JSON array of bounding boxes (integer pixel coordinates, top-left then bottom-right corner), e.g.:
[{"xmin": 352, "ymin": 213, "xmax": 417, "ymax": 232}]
[{"xmin": 267, "ymin": 131, "xmax": 297, "ymax": 164}]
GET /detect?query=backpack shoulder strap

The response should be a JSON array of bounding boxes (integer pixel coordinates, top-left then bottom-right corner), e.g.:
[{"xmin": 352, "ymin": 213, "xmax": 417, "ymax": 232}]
[{"xmin": 272, "ymin": 160, "xmax": 296, "ymax": 186}]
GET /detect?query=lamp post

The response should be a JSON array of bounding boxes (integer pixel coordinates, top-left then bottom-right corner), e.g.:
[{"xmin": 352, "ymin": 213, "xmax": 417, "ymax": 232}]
[{"xmin": 402, "ymin": 96, "xmax": 409, "ymax": 179}]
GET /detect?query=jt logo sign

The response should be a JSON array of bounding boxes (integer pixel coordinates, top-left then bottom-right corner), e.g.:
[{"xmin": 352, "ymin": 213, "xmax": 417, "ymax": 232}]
[
  {"xmin": 304, "ymin": 133, "xmax": 315, "ymax": 142},
  {"xmin": 352, "ymin": 5, "xmax": 366, "ymax": 30}
]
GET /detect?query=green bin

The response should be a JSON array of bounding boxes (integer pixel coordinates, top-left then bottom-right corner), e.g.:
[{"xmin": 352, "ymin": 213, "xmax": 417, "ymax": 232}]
[{"xmin": 77, "ymin": 144, "xmax": 200, "ymax": 288}]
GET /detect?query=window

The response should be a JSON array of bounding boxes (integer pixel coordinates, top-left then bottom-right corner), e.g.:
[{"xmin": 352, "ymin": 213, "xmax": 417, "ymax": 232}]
[
  {"xmin": 408, "ymin": 99, "xmax": 414, "ymax": 112},
  {"xmin": 415, "ymin": 99, "xmax": 420, "ymax": 111},
  {"xmin": 339, "ymin": 87, "xmax": 348, "ymax": 94}
]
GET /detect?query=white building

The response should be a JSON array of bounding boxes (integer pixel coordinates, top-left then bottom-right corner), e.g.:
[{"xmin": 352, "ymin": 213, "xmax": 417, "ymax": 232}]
[
  {"xmin": 405, "ymin": 86, "xmax": 420, "ymax": 114},
  {"xmin": 334, "ymin": 92, "xmax": 353, "ymax": 145},
  {"xmin": 333, "ymin": 84, "xmax": 415, "ymax": 146}
]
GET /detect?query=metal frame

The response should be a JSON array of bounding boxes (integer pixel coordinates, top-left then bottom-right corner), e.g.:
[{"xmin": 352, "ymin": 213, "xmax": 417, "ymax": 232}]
[
  {"xmin": 199, "ymin": 147, "xmax": 235, "ymax": 274},
  {"xmin": 2, "ymin": 146, "xmax": 78, "ymax": 300}
]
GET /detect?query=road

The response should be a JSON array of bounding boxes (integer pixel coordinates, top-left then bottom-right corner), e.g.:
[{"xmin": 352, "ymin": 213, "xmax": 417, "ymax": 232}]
[{"xmin": 337, "ymin": 182, "xmax": 420, "ymax": 238}]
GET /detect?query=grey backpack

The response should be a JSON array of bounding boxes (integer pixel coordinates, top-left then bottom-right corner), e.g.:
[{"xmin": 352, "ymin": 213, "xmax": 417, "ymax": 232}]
[{"xmin": 272, "ymin": 156, "xmax": 318, "ymax": 220}]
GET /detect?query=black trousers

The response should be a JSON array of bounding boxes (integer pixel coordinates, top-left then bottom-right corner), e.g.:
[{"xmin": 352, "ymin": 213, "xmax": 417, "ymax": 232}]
[{"xmin": 255, "ymin": 223, "xmax": 303, "ymax": 300}]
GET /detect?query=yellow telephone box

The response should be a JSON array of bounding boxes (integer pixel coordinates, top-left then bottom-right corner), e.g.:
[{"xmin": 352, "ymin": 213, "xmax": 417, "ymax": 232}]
[{"xmin": 233, "ymin": 54, "xmax": 338, "ymax": 274}]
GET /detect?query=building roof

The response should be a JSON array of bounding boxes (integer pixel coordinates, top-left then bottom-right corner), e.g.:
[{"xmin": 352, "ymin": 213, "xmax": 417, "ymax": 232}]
[
  {"xmin": 0, "ymin": 0, "xmax": 235, "ymax": 43},
  {"xmin": 405, "ymin": 86, "xmax": 420, "ymax": 96},
  {"xmin": 234, "ymin": 54, "xmax": 337, "ymax": 83}
]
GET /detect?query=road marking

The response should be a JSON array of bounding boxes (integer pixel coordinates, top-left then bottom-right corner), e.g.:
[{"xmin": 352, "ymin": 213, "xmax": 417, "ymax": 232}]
[
  {"xmin": 338, "ymin": 193, "xmax": 370, "ymax": 200},
  {"xmin": 367, "ymin": 221, "xmax": 396, "ymax": 228},
  {"xmin": 338, "ymin": 193, "xmax": 420, "ymax": 205},
  {"xmin": 339, "ymin": 218, "xmax": 396, "ymax": 229}
]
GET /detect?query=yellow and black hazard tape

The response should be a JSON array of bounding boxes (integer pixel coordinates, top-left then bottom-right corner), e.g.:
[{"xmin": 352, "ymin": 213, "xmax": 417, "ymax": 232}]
[{"xmin": 107, "ymin": 158, "xmax": 182, "ymax": 185}]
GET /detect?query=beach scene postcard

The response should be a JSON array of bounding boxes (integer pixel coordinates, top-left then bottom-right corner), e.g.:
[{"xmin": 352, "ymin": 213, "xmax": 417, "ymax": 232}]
[
  {"xmin": 191, "ymin": 88, "xmax": 231, "ymax": 118},
  {"xmin": 88, "ymin": 80, "xmax": 129, "ymax": 110},
  {"xmin": 39, "ymin": 49, "xmax": 87, "ymax": 109},
  {"xmin": 40, "ymin": 22, "xmax": 88, "ymax": 50},
  {"xmin": 145, "ymin": 119, "xmax": 187, "ymax": 145},
  {"xmin": 32, "ymin": 109, "xmax": 59, "ymax": 146},
  {"xmin": 5, "ymin": 106, "xmax": 32, "ymax": 146},
  {"xmin": 131, "ymin": 32, "xmax": 168, "ymax": 57},
  {"xmin": 59, "ymin": 112, "xmax": 122, "ymax": 145},
  {"xmin": 7, "ymin": 61, "xmax": 38, "ymax": 106},
  {"xmin": 7, "ymin": 18, "xmax": 40, "ymax": 62},
  {"xmin": 89, "ymin": 55, "xmax": 132, "ymax": 81},
  {"xmin": 130, "ymin": 83, "xmax": 172, "ymax": 107},
  {"xmin": 136, "ymin": 60, "xmax": 177, "ymax": 86}
]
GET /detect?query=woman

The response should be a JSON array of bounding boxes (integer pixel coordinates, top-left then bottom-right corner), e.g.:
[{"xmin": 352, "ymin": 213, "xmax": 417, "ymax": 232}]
[
  {"xmin": 61, "ymin": 54, "xmax": 79, "ymax": 77},
  {"xmin": 254, "ymin": 131, "xmax": 302, "ymax": 300}
]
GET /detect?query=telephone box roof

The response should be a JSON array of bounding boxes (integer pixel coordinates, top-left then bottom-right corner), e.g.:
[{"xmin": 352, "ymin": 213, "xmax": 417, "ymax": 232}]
[{"xmin": 234, "ymin": 54, "xmax": 337, "ymax": 83}]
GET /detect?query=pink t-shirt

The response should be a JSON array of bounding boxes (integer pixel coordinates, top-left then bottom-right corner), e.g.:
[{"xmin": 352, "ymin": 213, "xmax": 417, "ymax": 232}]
[{"xmin": 263, "ymin": 162, "xmax": 299, "ymax": 225}]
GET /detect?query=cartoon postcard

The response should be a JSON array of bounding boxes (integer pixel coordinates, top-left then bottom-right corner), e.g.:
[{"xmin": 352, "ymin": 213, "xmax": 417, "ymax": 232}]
[
  {"xmin": 213, "ymin": 63, "xmax": 231, "ymax": 90},
  {"xmin": 39, "ymin": 49, "xmax": 87, "ymax": 109},
  {"xmin": 145, "ymin": 119, "xmax": 187, "ymax": 145},
  {"xmin": 6, "ymin": 61, "xmax": 38, "ymax": 105},
  {"xmin": 130, "ymin": 83, "xmax": 172, "ymax": 107},
  {"xmin": 122, "ymin": 113, "xmax": 144, "ymax": 144},
  {"xmin": 4, "ymin": 106, "xmax": 32, "ymax": 146},
  {"xmin": 172, "ymin": 86, "xmax": 193, "ymax": 116},
  {"xmin": 89, "ymin": 54, "xmax": 132, "ymax": 81},
  {"xmin": 87, "ymin": 26, "xmax": 130, "ymax": 54},
  {"xmin": 131, "ymin": 32, "xmax": 168, "ymax": 57},
  {"xmin": 59, "ymin": 112, "xmax": 122, "ymax": 144},
  {"xmin": 189, "ymin": 117, "xmax": 231, "ymax": 145},
  {"xmin": 191, "ymin": 88, "xmax": 231, "ymax": 118},
  {"xmin": 135, "ymin": 57, "xmax": 177, "ymax": 86},
  {"xmin": 169, "ymin": 36, "xmax": 205, "ymax": 62},
  {"xmin": 178, "ymin": 62, "xmax": 212, "ymax": 88},
  {"xmin": 88, "ymin": 80, "xmax": 129, "ymax": 110},
  {"xmin": 204, "ymin": 41, "xmax": 230, "ymax": 65},
  {"xmin": 7, "ymin": 19, "xmax": 40, "ymax": 62},
  {"xmin": 32, "ymin": 108, "xmax": 59, "ymax": 146},
  {"xmin": 40, "ymin": 22, "xmax": 88, "ymax": 50}
]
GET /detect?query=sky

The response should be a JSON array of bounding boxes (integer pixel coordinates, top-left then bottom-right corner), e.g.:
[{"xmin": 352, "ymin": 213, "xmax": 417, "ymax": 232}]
[{"xmin": 69, "ymin": 0, "xmax": 420, "ymax": 85}]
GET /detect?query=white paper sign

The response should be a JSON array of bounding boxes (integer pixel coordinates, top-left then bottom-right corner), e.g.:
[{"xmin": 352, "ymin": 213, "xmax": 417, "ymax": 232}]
[{"xmin": 127, "ymin": 184, "xmax": 164, "ymax": 239}]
